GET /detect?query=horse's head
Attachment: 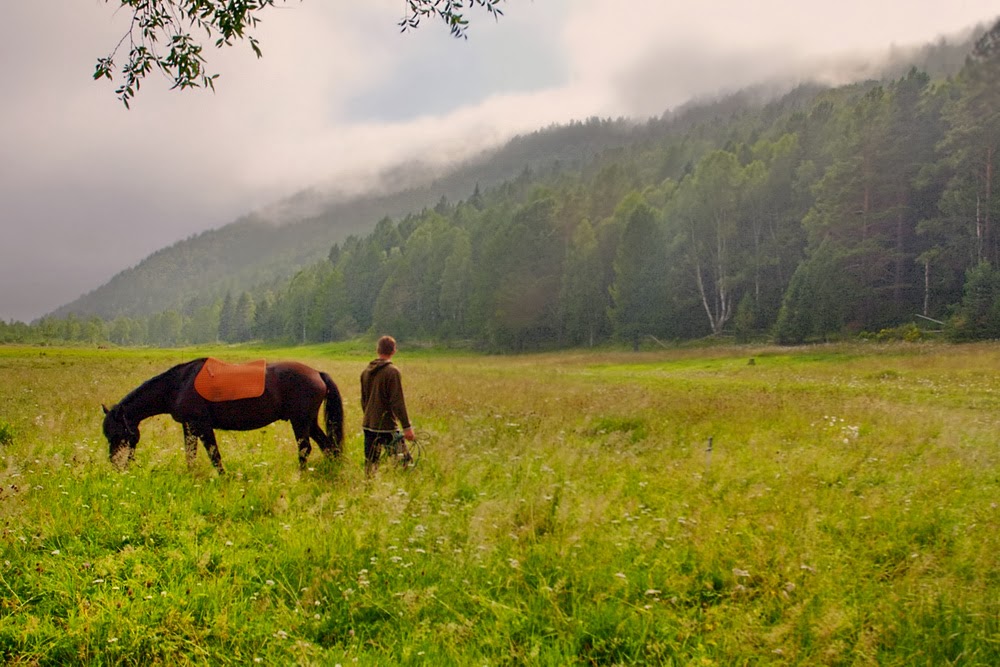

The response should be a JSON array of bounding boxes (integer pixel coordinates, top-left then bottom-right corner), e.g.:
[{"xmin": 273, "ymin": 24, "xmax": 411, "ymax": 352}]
[{"xmin": 102, "ymin": 404, "xmax": 139, "ymax": 469}]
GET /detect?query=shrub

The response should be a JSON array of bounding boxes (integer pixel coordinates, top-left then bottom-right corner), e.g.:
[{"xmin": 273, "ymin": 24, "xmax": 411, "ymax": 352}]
[
  {"xmin": 863, "ymin": 323, "xmax": 924, "ymax": 342},
  {"xmin": 0, "ymin": 421, "xmax": 14, "ymax": 447}
]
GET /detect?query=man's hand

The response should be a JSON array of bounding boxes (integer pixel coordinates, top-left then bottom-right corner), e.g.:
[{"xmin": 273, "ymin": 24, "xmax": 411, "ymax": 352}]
[{"xmin": 403, "ymin": 427, "xmax": 416, "ymax": 441}]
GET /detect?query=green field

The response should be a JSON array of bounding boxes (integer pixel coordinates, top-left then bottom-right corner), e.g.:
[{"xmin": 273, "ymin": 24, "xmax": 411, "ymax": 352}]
[{"xmin": 0, "ymin": 342, "xmax": 997, "ymax": 665}]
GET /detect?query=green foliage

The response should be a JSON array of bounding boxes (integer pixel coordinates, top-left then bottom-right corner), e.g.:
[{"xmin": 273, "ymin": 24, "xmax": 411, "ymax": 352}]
[
  {"xmin": 0, "ymin": 420, "xmax": 14, "ymax": 446},
  {"xmin": 609, "ymin": 201, "xmax": 671, "ymax": 348},
  {"xmin": 399, "ymin": 0, "xmax": 504, "ymax": 38},
  {"xmin": 559, "ymin": 219, "xmax": 607, "ymax": 346},
  {"xmin": 860, "ymin": 322, "xmax": 926, "ymax": 342},
  {"xmin": 774, "ymin": 240, "xmax": 861, "ymax": 344},
  {"xmin": 947, "ymin": 262, "xmax": 1000, "ymax": 341}
]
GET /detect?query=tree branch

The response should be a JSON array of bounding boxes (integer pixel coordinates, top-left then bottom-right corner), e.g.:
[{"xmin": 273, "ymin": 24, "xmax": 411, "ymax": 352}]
[{"xmin": 96, "ymin": 1, "xmax": 505, "ymax": 108}]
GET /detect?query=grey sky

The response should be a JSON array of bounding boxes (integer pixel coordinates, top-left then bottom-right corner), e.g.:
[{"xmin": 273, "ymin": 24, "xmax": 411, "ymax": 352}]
[{"xmin": 1, "ymin": 0, "xmax": 997, "ymax": 323}]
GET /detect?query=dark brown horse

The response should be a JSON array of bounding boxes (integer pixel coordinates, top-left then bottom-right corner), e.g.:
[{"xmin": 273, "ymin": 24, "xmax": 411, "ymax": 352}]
[{"xmin": 101, "ymin": 358, "xmax": 344, "ymax": 473}]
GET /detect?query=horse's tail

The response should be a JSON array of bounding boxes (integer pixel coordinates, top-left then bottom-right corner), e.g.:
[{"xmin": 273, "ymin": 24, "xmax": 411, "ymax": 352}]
[{"xmin": 320, "ymin": 372, "xmax": 344, "ymax": 448}]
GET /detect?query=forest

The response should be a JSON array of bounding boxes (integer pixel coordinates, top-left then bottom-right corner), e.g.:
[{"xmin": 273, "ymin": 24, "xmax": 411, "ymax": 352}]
[{"xmin": 6, "ymin": 21, "xmax": 1000, "ymax": 350}]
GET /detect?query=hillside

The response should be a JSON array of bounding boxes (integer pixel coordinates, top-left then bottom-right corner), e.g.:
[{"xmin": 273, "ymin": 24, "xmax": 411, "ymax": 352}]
[{"xmin": 49, "ymin": 118, "xmax": 649, "ymax": 320}]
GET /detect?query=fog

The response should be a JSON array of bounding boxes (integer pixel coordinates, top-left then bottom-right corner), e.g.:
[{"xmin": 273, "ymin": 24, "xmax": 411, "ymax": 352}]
[{"xmin": 0, "ymin": 0, "xmax": 996, "ymax": 322}]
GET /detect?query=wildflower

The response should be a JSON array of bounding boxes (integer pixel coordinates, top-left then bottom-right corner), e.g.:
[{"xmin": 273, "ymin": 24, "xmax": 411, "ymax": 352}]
[
  {"xmin": 266, "ymin": 580, "xmax": 275, "ymax": 586},
  {"xmin": 732, "ymin": 568, "xmax": 750, "ymax": 578},
  {"xmin": 51, "ymin": 550, "xmax": 60, "ymax": 556},
  {"xmin": 615, "ymin": 572, "xmax": 627, "ymax": 580}
]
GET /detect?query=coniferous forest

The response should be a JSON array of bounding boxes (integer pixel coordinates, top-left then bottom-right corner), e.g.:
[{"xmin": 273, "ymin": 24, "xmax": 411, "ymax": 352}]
[{"xmin": 7, "ymin": 21, "xmax": 1000, "ymax": 350}]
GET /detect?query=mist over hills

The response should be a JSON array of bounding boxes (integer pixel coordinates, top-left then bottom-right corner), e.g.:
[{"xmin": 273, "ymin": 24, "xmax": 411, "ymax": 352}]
[
  {"xmin": 49, "ymin": 28, "xmax": 981, "ymax": 322},
  {"xmin": 48, "ymin": 117, "xmax": 648, "ymax": 320}
]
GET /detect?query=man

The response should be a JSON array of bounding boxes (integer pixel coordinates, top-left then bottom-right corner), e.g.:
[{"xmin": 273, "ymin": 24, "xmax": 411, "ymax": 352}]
[{"xmin": 360, "ymin": 335, "xmax": 415, "ymax": 475}]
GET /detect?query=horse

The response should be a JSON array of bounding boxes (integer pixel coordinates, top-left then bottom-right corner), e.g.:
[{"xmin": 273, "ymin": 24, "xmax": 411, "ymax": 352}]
[{"xmin": 101, "ymin": 358, "xmax": 344, "ymax": 473}]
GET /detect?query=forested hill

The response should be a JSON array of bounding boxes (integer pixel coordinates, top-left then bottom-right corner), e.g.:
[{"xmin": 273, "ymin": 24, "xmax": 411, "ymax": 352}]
[{"xmin": 30, "ymin": 23, "xmax": 1000, "ymax": 350}]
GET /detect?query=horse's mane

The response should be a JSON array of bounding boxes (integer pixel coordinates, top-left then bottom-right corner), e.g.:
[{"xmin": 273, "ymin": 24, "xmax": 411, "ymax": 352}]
[{"xmin": 117, "ymin": 358, "xmax": 206, "ymax": 409}]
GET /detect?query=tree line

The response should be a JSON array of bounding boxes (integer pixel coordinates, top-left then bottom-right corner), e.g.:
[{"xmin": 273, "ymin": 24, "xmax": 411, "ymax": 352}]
[{"xmin": 7, "ymin": 21, "xmax": 1000, "ymax": 349}]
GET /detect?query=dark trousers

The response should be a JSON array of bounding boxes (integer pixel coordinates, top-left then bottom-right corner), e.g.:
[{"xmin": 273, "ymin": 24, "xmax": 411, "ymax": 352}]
[{"xmin": 363, "ymin": 429, "xmax": 393, "ymax": 465}]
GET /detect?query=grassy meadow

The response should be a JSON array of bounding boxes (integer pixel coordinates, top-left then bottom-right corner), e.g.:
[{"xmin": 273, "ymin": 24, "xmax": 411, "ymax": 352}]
[{"xmin": 0, "ymin": 341, "xmax": 997, "ymax": 665}]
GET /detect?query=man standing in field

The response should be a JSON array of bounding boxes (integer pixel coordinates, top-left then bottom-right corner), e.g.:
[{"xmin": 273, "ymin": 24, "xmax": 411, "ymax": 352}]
[{"xmin": 360, "ymin": 335, "xmax": 415, "ymax": 476}]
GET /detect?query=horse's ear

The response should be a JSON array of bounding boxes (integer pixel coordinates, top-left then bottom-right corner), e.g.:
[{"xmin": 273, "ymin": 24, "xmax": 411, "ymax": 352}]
[{"xmin": 102, "ymin": 404, "xmax": 110, "ymax": 415}]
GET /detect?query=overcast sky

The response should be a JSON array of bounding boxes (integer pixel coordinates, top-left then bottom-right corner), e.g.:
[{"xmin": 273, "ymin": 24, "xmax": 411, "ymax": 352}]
[{"xmin": 1, "ymin": 1, "xmax": 997, "ymax": 323}]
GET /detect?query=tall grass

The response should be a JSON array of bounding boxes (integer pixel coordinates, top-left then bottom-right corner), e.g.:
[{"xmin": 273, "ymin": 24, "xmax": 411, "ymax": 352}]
[{"xmin": 0, "ymin": 342, "xmax": 996, "ymax": 664}]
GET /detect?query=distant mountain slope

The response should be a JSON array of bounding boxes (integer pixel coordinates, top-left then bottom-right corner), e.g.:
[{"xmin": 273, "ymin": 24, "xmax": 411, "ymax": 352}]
[{"xmin": 49, "ymin": 118, "xmax": 652, "ymax": 319}]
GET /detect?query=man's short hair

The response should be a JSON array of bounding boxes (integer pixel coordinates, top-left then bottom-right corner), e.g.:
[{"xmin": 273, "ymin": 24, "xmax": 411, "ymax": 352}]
[{"xmin": 376, "ymin": 335, "xmax": 397, "ymax": 356}]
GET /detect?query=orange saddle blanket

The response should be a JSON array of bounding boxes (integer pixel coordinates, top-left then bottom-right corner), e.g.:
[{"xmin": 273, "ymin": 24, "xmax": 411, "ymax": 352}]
[{"xmin": 194, "ymin": 358, "xmax": 267, "ymax": 402}]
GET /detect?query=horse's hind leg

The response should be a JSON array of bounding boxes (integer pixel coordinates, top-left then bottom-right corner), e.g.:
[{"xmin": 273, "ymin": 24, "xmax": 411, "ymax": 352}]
[
  {"xmin": 292, "ymin": 421, "xmax": 312, "ymax": 469},
  {"xmin": 311, "ymin": 421, "xmax": 340, "ymax": 458}
]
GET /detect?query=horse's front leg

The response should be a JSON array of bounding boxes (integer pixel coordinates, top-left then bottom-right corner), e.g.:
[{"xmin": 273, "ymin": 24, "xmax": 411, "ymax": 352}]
[{"xmin": 182, "ymin": 423, "xmax": 199, "ymax": 469}]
